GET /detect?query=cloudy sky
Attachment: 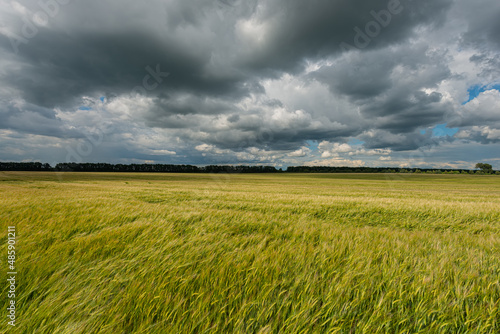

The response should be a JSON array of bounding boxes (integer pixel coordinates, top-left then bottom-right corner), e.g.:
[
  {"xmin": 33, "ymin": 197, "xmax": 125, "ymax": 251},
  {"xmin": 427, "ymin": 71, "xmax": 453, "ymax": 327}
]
[{"xmin": 0, "ymin": 0, "xmax": 499, "ymax": 168}]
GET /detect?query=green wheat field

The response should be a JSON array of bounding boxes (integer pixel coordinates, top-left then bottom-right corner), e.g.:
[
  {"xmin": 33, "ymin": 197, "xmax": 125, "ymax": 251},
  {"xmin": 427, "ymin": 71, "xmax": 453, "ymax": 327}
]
[{"xmin": 1, "ymin": 172, "xmax": 499, "ymax": 333}]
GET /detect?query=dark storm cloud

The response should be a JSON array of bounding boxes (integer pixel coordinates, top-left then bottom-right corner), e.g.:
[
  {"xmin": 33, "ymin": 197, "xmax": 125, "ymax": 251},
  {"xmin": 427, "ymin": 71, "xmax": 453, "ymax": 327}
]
[
  {"xmin": 460, "ymin": 1, "xmax": 500, "ymax": 50},
  {"xmin": 0, "ymin": 0, "xmax": 257, "ymax": 109},
  {"xmin": 203, "ymin": 127, "xmax": 354, "ymax": 151},
  {"xmin": 457, "ymin": 1, "xmax": 500, "ymax": 82},
  {"xmin": 311, "ymin": 44, "xmax": 454, "ymax": 136},
  {"xmin": 310, "ymin": 43, "xmax": 451, "ymax": 102},
  {"xmin": 361, "ymin": 129, "xmax": 453, "ymax": 152},
  {"xmin": 150, "ymin": 95, "xmax": 234, "ymax": 117},
  {"xmin": 0, "ymin": 99, "xmax": 79, "ymax": 138},
  {"xmin": 235, "ymin": 0, "xmax": 452, "ymax": 72},
  {"xmin": 0, "ymin": 0, "xmax": 499, "ymax": 165},
  {"xmin": 0, "ymin": 0, "xmax": 453, "ymax": 109},
  {"xmin": 469, "ymin": 53, "xmax": 500, "ymax": 80},
  {"xmin": 364, "ymin": 91, "xmax": 453, "ymax": 133},
  {"xmin": 0, "ymin": 28, "xmax": 245, "ymax": 108}
]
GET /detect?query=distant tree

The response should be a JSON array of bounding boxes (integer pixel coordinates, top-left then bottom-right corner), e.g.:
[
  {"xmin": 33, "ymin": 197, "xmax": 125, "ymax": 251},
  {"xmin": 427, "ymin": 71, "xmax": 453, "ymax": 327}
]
[{"xmin": 475, "ymin": 163, "xmax": 493, "ymax": 174}]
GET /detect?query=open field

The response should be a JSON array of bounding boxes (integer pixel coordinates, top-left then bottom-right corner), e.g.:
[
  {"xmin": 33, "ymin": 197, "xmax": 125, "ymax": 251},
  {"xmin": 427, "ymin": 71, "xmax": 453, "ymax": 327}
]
[{"xmin": 1, "ymin": 172, "xmax": 499, "ymax": 333}]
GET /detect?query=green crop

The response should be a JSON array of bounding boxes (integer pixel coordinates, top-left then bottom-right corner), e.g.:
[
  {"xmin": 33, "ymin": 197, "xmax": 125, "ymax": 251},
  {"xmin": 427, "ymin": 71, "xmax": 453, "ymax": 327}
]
[{"xmin": 1, "ymin": 172, "xmax": 499, "ymax": 333}]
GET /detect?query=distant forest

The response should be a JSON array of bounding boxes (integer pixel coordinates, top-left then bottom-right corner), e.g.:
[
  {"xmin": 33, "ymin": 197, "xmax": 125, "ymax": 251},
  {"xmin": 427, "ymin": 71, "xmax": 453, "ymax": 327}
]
[{"xmin": 0, "ymin": 162, "xmax": 498, "ymax": 174}]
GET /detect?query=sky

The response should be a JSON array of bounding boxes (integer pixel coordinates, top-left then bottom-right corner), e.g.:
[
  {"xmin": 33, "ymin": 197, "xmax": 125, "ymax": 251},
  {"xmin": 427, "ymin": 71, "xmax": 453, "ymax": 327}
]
[{"xmin": 0, "ymin": 0, "xmax": 499, "ymax": 169}]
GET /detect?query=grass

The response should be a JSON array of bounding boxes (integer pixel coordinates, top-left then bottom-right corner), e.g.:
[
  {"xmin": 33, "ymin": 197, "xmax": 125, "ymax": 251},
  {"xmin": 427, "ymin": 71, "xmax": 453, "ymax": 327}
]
[{"xmin": 1, "ymin": 172, "xmax": 499, "ymax": 333}]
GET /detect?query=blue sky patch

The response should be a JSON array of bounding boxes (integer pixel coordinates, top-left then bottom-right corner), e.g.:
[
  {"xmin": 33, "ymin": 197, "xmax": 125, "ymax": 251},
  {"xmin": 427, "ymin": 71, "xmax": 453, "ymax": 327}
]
[
  {"xmin": 432, "ymin": 123, "xmax": 458, "ymax": 137},
  {"xmin": 347, "ymin": 138, "xmax": 365, "ymax": 146},
  {"xmin": 305, "ymin": 140, "xmax": 319, "ymax": 151},
  {"xmin": 464, "ymin": 84, "xmax": 500, "ymax": 104}
]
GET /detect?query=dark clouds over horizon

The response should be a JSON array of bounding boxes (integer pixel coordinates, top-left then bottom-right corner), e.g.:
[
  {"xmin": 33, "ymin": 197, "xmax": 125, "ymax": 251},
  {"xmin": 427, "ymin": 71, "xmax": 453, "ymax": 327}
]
[{"xmin": 0, "ymin": 0, "xmax": 499, "ymax": 168}]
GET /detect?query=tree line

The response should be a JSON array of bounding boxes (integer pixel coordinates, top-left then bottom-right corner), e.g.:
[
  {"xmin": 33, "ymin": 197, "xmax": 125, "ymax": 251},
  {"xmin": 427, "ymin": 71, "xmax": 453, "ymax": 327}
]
[
  {"xmin": 0, "ymin": 162, "xmax": 498, "ymax": 174},
  {"xmin": 286, "ymin": 166, "xmax": 498, "ymax": 174},
  {"xmin": 0, "ymin": 162, "xmax": 279, "ymax": 173}
]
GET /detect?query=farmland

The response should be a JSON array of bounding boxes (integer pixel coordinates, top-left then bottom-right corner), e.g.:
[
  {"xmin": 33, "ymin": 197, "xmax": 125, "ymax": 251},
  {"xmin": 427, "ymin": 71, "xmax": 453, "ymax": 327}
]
[{"xmin": 1, "ymin": 172, "xmax": 499, "ymax": 333}]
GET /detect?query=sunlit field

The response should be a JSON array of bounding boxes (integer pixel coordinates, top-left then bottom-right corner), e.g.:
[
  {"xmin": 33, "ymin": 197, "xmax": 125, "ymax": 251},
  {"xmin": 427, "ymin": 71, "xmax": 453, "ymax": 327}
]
[{"xmin": 1, "ymin": 172, "xmax": 499, "ymax": 333}]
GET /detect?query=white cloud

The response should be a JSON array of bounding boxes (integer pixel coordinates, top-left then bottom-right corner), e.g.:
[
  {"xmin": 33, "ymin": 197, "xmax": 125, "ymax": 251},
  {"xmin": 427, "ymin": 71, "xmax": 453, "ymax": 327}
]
[
  {"xmin": 305, "ymin": 157, "xmax": 366, "ymax": 168},
  {"xmin": 318, "ymin": 141, "xmax": 392, "ymax": 158},
  {"xmin": 288, "ymin": 147, "xmax": 311, "ymax": 157}
]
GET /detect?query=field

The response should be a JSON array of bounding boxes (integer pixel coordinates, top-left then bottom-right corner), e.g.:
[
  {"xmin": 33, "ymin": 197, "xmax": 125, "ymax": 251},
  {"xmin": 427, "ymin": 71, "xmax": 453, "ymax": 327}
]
[{"xmin": 1, "ymin": 172, "xmax": 499, "ymax": 333}]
